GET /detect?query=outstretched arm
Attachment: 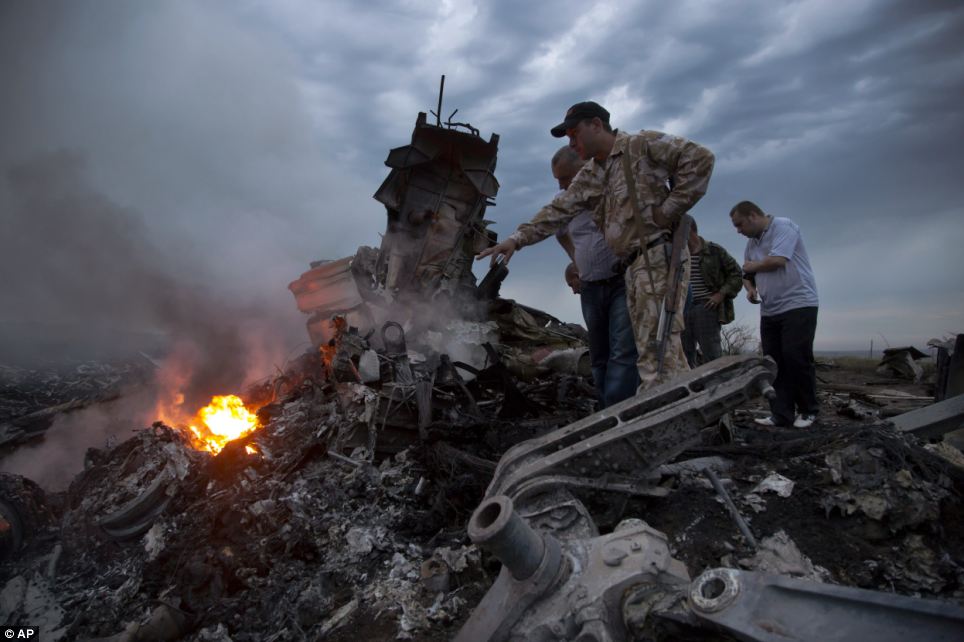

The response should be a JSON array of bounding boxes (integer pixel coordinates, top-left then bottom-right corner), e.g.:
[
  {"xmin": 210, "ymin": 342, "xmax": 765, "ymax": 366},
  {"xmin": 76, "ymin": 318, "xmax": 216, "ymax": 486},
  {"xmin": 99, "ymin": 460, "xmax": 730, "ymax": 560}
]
[
  {"xmin": 477, "ymin": 237, "xmax": 518, "ymax": 266},
  {"xmin": 476, "ymin": 164, "xmax": 601, "ymax": 266}
]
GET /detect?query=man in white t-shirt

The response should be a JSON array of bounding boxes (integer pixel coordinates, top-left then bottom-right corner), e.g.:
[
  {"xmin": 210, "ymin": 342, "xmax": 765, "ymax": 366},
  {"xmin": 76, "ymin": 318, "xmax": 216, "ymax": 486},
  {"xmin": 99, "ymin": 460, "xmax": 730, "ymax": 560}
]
[{"xmin": 730, "ymin": 200, "xmax": 819, "ymax": 429}]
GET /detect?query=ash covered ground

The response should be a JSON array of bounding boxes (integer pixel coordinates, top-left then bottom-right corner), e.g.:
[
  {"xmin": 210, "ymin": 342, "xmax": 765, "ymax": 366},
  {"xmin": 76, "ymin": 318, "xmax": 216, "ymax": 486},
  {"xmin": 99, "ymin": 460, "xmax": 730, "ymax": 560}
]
[{"xmin": 1, "ymin": 350, "xmax": 963, "ymax": 641}]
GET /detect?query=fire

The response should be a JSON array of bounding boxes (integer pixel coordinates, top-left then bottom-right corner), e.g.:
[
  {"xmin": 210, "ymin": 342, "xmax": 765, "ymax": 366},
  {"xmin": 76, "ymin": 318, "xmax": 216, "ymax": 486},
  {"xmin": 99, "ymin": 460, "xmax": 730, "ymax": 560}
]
[
  {"xmin": 320, "ymin": 343, "xmax": 338, "ymax": 370},
  {"xmin": 187, "ymin": 394, "xmax": 260, "ymax": 454},
  {"xmin": 319, "ymin": 315, "xmax": 348, "ymax": 371}
]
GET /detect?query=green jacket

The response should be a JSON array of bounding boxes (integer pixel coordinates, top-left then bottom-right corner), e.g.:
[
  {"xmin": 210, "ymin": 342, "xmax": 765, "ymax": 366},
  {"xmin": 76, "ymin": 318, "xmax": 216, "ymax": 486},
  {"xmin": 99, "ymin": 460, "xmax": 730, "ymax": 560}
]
[{"xmin": 694, "ymin": 237, "xmax": 743, "ymax": 325}]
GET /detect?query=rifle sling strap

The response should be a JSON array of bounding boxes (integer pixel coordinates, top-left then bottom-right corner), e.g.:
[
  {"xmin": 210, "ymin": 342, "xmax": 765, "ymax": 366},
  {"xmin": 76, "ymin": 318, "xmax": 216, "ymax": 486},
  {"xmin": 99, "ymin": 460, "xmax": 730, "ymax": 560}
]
[{"xmin": 621, "ymin": 153, "xmax": 660, "ymax": 297}]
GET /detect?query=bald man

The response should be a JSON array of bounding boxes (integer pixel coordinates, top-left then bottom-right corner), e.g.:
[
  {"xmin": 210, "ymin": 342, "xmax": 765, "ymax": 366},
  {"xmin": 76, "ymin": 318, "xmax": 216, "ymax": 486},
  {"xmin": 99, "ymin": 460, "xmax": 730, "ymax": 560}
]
[
  {"xmin": 552, "ymin": 146, "xmax": 639, "ymax": 407},
  {"xmin": 731, "ymin": 200, "xmax": 819, "ymax": 429}
]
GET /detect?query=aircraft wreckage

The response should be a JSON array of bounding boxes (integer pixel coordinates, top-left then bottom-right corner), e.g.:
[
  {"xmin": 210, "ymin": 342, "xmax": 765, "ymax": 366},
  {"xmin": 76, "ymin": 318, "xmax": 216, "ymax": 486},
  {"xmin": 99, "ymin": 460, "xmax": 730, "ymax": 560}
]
[{"xmin": 1, "ymin": 84, "xmax": 963, "ymax": 641}]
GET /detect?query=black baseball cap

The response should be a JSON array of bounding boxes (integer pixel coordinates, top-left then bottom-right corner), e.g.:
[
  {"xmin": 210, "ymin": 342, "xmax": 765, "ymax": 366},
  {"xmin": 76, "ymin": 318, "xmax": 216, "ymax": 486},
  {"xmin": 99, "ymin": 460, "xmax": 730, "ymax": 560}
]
[{"xmin": 550, "ymin": 101, "xmax": 610, "ymax": 137}]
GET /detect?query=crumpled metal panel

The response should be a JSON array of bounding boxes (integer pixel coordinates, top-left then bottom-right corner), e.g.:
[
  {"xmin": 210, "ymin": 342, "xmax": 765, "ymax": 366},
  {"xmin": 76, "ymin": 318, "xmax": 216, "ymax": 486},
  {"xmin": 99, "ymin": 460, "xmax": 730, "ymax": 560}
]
[
  {"xmin": 289, "ymin": 108, "xmax": 501, "ymax": 348},
  {"xmin": 373, "ymin": 111, "xmax": 499, "ymax": 294},
  {"xmin": 288, "ymin": 256, "xmax": 363, "ymax": 314}
]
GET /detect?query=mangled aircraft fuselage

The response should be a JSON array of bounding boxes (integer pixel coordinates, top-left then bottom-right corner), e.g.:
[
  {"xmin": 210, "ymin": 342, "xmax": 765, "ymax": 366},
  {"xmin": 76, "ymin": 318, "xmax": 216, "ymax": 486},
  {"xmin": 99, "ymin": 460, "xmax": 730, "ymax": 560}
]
[
  {"xmin": 374, "ymin": 111, "xmax": 499, "ymax": 298},
  {"xmin": 290, "ymin": 112, "xmax": 499, "ymax": 347}
]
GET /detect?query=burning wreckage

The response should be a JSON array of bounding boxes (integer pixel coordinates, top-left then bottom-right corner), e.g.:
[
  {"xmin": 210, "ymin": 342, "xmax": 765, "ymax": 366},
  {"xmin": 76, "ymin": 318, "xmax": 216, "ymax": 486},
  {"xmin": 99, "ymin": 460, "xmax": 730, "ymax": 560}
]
[{"xmin": 2, "ymin": 103, "xmax": 964, "ymax": 642}]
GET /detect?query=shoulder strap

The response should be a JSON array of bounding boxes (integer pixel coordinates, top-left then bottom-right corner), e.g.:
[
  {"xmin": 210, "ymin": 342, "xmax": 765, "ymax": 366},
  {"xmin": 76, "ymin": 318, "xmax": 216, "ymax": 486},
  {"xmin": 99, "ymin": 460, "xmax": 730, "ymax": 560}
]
[{"xmin": 621, "ymin": 153, "xmax": 659, "ymax": 295}]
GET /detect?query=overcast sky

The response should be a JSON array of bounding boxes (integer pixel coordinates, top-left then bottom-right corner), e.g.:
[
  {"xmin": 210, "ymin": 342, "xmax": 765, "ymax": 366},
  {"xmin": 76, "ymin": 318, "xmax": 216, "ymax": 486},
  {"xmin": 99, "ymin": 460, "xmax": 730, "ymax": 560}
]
[{"xmin": 2, "ymin": 0, "xmax": 962, "ymax": 359}]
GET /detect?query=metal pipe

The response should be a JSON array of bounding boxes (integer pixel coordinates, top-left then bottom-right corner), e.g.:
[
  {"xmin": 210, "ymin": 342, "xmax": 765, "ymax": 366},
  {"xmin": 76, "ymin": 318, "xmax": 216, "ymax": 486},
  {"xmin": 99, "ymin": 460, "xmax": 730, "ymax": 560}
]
[
  {"xmin": 468, "ymin": 495, "xmax": 545, "ymax": 581},
  {"xmin": 757, "ymin": 378, "xmax": 776, "ymax": 400},
  {"xmin": 704, "ymin": 469, "xmax": 757, "ymax": 549},
  {"xmin": 327, "ymin": 450, "xmax": 362, "ymax": 468},
  {"xmin": 436, "ymin": 75, "xmax": 445, "ymax": 126}
]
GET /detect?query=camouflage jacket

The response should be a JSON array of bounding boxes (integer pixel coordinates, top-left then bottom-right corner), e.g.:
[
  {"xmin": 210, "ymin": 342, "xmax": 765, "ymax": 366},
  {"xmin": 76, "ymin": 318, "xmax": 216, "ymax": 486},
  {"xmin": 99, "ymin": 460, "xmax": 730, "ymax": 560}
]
[
  {"xmin": 509, "ymin": 130, "xmax": 715, "ymax": 256},
  {"xmin": 694, "ymin": 237, "xmax": 743, "ymax": 325}
]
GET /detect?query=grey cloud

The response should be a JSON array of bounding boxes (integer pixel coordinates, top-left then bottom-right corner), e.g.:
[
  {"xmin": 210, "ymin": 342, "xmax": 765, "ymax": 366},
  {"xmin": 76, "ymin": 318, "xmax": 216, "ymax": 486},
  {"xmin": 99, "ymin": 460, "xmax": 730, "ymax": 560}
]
[
  {"xmin": 477, "ymin": 0, "xmax": 964, "ymax": 347},
  {"xmin": 0, "ymin": 150, "xmax": 270, "ymax": 407},
  {"xmin": 1, "ymin": 0, "xmax": 961, "ymax": 360},
  {"xmin": 0, "ymin": 1, "xmax": 381, "ymax": 403}
]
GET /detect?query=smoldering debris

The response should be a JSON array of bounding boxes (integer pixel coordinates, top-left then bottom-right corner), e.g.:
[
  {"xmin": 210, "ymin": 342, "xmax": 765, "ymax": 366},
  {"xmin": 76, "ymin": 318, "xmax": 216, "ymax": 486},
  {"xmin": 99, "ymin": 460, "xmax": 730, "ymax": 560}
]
[
  {"xmin": 0, "ymin": 355, "xmax": 589, "ymax": 641},
  {"xmin": 0, "ymin": 359, "xmax": 158, "ymax": 440},
  {"xmin": 1, "ymin": 342, "xmax": 962, "ymax": 641},
  {"xmin": 0, "ymin": 151, "xmax": 296, "ymax": 419}
]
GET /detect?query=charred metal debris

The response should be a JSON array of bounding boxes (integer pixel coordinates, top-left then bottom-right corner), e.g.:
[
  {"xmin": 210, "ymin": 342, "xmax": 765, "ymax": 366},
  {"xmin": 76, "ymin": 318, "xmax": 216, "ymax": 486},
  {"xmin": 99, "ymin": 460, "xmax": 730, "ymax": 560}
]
[
  {"xmin": 2, "ymin": 97, "xmax": 964, "ymax": 641},
  {"xmin": 0, "ymin": 360, "xmax": 155, "ymax": 449}
]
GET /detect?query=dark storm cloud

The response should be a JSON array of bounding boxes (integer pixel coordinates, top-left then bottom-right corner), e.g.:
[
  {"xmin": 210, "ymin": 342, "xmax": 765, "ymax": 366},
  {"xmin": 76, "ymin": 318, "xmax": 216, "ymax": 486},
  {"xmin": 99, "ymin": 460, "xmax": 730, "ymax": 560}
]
[
  {"xmin": 1, "ymin": 0, "xmax": 961, "ymax": 356},
  {"xmin": 0, "ymin": 1, "xmax": 376, "ymax": 401},
  {"xmin": 0, "ymin": 1, "xmax": 382, "ymax": 372},
  {"xmin": 0, "ymin": 150, "xmax": 264, "ymax": 407},
  {"xmin": 391, "ymin": 0, "xmax": 964, "ymax": 348},
  {"xmin": 0, "ymin": 0, "xmax": 379, "ymax": 291}
]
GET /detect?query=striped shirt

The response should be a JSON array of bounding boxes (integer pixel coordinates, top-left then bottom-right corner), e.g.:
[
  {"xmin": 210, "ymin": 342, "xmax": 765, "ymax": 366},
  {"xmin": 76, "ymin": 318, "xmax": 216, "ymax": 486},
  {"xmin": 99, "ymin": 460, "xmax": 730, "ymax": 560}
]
[
  {"xmin": 554, "ymin": 193, "xmax": 619, "ymax": 281},
  {"xmin": 689, "ymin": 254, "xmax": 711, "ymax": 301}
]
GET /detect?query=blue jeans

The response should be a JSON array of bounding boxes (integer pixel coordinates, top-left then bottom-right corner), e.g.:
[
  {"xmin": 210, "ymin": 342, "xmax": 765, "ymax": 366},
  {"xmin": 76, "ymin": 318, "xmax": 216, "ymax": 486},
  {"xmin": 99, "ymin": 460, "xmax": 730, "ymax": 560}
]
[{"xmin": 580, "ymin": 278, "xmax": 640, "ymax": 408}]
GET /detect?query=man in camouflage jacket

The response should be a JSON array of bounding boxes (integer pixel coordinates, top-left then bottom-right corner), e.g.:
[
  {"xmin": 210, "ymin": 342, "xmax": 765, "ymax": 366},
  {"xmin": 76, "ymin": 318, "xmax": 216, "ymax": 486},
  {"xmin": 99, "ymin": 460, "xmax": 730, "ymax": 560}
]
[
  {"xmin": 682, "ymin": 220, "xmax": 743, "ymax": 367},
  {"xmin": 478, "ymin": 102, "xmax": 715, "ymax": 389}
]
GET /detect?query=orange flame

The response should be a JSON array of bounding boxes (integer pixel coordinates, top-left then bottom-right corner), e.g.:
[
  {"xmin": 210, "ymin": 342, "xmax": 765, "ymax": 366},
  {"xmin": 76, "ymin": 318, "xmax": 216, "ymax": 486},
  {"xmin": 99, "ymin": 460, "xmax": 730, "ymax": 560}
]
[
  {"xmin": 320, "ymin": 343, "xmax": 337, "ymax": 370},
  {"xmin": 187, "ymin": 394, "xmax": 260, "ymax": 454},
  {"xmin": 319, "ymin": 315, "xmax": 348, "ymax": 372}
]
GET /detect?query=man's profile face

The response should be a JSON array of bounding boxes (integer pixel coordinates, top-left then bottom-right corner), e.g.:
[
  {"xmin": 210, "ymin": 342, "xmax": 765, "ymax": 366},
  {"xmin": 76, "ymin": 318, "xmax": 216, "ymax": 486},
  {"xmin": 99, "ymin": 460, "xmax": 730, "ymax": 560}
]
[
  {"xmin": 731, "ymin": 213, "xmax": 763, "ymax": 238},
  {"xmin": 566, "ymin": 119, "xmax": 599, "ymax": 161}
]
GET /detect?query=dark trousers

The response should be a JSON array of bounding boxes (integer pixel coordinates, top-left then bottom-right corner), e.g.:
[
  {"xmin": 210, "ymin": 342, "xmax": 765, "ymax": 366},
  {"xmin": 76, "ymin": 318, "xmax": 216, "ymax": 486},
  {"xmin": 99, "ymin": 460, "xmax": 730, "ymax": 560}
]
[
  {"xmin": 580, "ymin": 278, "xmax": 640, "ymax": 408},
  {"xmin": 682, "ymin": 301, "xmax": 723, "ymax": 367},
  {"xmin": 760, "ymin": 306, "xmax": 819, "ymax": 425}
]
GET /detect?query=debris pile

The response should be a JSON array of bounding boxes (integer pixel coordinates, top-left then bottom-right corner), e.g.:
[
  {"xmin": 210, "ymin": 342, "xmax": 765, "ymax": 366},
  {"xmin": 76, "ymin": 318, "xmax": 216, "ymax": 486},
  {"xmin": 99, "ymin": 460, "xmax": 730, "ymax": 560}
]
[
  {"xmin": 280, "ymin": 107, "xmax": 593, "ymax": 450},
  {"xmin": 0, "ymin": 350, "xmax": 598, "ymax": 640},
  {"xmin": 287, "ymin": 108, "xmax": 501, "ymax": 351},
  {"xmin": 0, "ymin": 359, "xmax": 155, "ymax": 449},
  {"xmin": 662, "ymin": 423, "xmax": 964, "ymax": 594},
  {"xmin": 876, "ymin": 346, "xmax": 930, "ymax": 383},
  {"xmin": 3, "ymin": 351, "xmax": 964, "ymax": 640}
]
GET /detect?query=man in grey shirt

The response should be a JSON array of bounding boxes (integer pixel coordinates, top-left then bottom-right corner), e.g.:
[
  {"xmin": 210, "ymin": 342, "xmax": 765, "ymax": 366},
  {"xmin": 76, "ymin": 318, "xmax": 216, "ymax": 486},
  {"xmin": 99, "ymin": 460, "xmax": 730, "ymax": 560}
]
[
  {"xmin": 553, "ymin": 146, "xmax": 639, "ymax": 407},
  {"xmin": 730, "ymin": 200, "xmax": 819, "ymax": 429}
]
